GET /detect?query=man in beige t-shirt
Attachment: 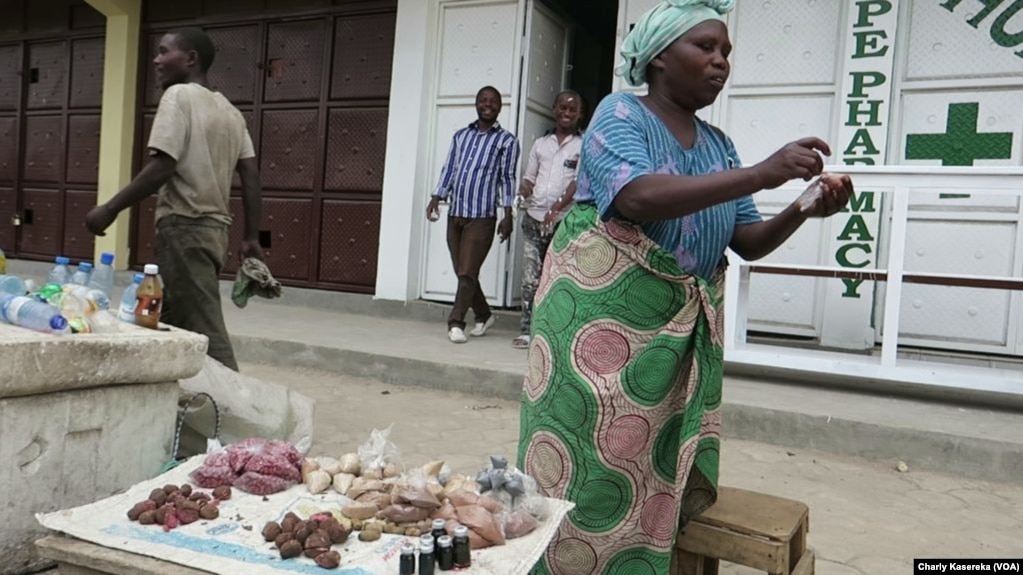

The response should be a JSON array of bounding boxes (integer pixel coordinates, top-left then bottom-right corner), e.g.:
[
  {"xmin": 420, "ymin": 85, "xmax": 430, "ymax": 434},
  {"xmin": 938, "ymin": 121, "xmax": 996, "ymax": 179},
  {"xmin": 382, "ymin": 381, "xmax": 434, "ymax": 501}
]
[{"xmin": 86, "ymin": 27, "xmax": 262, "ymax": 370}]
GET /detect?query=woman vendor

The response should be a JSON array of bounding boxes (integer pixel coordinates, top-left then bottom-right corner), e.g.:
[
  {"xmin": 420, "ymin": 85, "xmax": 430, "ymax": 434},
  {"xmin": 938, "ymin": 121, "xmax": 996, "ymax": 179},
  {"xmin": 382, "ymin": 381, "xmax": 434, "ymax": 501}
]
[{"xmin": 516, "ymin": 1, "xmax": 853, "ymax": 574}]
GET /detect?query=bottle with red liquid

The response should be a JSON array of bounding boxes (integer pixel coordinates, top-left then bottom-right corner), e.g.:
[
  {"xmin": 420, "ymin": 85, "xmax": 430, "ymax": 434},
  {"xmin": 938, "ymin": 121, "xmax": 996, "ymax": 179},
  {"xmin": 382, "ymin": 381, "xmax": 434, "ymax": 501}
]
[{"xmin": 134, "ymin": 264, "xmax": 163, "ymax": 329}]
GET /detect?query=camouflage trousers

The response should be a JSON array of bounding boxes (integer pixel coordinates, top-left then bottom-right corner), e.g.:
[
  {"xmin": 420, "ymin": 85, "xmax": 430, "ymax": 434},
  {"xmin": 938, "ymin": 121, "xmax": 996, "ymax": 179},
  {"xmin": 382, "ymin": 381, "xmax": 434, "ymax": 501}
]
[{"xmin": 519, "ymin": 215, "xmax": 555, "ymax": 336}]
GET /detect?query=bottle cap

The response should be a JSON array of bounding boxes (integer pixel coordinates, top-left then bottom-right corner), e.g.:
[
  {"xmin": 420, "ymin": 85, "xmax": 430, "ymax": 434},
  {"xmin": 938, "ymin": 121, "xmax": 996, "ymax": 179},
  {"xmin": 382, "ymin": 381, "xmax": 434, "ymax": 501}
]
[
  {"xmin": 56, "ymin": 256, "xmax": 70, "ymax": 265},
  {"xmin": 144, "ymin": 264, "xmax": 160, "ymax": 275},
  {"xmin": 133, "ymin": 273, "xmax": 145, "ymax": 283},
  {"xmin": 79, "ymin": 262, "xmax": 93, "ymax": 271},
  {"xmin": 437, "ymin": 535, "xmax": 452, "ymax": 548},
  {"xmin": 453, "ymin": 525, "xmax": 469, "ymax": 538},
  {"xmin": 419, "ymin": 534, "xmax": 434, "ymax": 546},
  {"xmin": 50, "ymin": 315, "xmax": 69, "ymax": 332},
  {"xmin": 400, "ymin": 544, "xmax": 415, "ymax": 555},
  {"xmin": 100, "ymin": 252, "xmax": 115, "ymax": 265},
  {"xmin": 432, "ymin": 518, "xmax": 446, "ymax": 530},
  {"xmin": 419, "ymin": 541, "xmax": 434, "ymax": 554}
]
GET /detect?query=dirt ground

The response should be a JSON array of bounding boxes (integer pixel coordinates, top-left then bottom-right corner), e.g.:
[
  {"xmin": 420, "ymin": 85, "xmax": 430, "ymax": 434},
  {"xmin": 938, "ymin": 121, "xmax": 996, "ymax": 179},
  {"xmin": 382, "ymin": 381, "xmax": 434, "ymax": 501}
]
[{"xmin": 243, "ymin": 363, "xmax": 1023, "ymax": 575}]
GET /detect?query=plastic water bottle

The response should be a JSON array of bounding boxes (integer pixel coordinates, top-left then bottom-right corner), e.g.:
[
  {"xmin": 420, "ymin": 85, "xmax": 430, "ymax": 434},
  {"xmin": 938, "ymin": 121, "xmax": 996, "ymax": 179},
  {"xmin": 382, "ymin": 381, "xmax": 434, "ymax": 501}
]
[
  {"xmin": 37, "ymin": 282, "xmax": 63, "ymax": 303},
  {"xmin": 48, "ymin": 256, "xmax": 72, "ymax": 285},
  {"xmin": 69, "ymin": 261, "xmax": 93, "ymax": 286},
  {"xmin": 88, "ymin": 252, "xmax": 115, "ymax": 297},
  {"xmin": 49, "ymin": 292, "xmax": 91, "ymax": 333},
  {"xmin": 0, "ymin": 275, "xmax": 26, "ymax": 295},
  {"xmin": 86, "ymin": 310, "xmax": 121, "ymax": 333},
  {"xmin": 62, "ymin": 284, "xmax": 110, "ymax": 311},
  {"xmin": 118, "ymin": 273, "xmax": 144, "ymax": 324},
  {"xmin": 1, "ymin": 295, "xmax": 70, "ymax": 334}
]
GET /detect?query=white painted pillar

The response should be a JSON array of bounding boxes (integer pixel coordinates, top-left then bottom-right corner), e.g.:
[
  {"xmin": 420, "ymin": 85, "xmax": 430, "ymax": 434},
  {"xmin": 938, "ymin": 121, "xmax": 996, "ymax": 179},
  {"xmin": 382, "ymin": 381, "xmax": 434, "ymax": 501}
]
[{"xmin": 374, "ymin": 0, "xmax": 433, "ymax": 301}]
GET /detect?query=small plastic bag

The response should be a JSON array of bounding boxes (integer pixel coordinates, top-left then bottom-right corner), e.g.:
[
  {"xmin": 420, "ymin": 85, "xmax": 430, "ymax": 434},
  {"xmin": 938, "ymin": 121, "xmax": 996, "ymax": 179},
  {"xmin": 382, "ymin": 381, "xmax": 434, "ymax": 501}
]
[
  {"xmin": 498, "ymin": 509, "xmax": 539, "ymax": 540},
  {"xmin": 476, "ymin": 455, "xmax": 550, "ymax": 521},
  {"xmin": 796, "ymin": 178, "xmax": 825, "ymax": 214},
  {"xmin": 357, "ymin": 425, "xmax": 402, "ymax": 478},
  {"xmin": 514, "ymin": 474, "xmax": 550, "ymax": 521}
]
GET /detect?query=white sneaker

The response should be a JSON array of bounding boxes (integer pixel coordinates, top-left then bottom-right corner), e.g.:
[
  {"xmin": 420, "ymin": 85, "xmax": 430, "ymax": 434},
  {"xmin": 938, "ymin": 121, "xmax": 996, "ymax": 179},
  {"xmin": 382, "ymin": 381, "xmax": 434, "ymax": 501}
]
[
  {"xmin": 448, "ymin": 327, "xmax": 468, "ymax": 343},
  {"xmin": 470, "ymin": 316, "xmax": 496, "ymax": 337}
]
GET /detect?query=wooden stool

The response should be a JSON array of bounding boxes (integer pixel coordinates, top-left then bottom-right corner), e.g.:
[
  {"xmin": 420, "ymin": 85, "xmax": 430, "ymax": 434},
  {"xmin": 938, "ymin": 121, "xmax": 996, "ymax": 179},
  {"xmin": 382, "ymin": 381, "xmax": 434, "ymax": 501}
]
[{"xmin": 670, "ymin": 487, "xmax": 814, "ymax": 575}]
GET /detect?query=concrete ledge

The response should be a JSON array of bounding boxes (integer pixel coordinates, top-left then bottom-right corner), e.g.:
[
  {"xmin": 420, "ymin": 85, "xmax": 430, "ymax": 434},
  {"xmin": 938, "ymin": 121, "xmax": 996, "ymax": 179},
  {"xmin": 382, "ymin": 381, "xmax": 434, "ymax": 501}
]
[
  {"xmin": 2, "ymin": 381, "xmax": 179, "ymax": 575},
  {"xmin": 232, "ymin": 333, "xmax": 1023, "ymax": 484},
  {"xmin": 0, "ymin": 324, "xmax": 207, "ymax": 399},
  {"xmin": 233, "ymin": 335, "xmax": 522, "ymax": 399},
  {"xmin": 723, "ymin": 403, "xmax": 1023, "ymax": 484}
]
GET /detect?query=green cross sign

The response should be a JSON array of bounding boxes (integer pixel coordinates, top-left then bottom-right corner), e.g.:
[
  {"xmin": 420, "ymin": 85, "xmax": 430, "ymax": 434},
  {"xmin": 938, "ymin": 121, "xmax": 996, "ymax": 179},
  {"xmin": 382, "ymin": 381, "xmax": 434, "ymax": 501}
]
[
  {"xmin": 905, "ymin": 102, "xmax": 1014, "ymax": 198},
  {"xmin": 906, "ymin": 103, "xmax": 1013, "ymax": 166}
]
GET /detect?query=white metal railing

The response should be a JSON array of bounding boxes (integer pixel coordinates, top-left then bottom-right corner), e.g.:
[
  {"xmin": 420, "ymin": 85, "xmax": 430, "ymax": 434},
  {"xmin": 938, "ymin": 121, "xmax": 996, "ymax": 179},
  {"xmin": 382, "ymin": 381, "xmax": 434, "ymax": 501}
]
[{"xmin": 724, "ymin": 166, "xmax": 1023, "ymax": 402}]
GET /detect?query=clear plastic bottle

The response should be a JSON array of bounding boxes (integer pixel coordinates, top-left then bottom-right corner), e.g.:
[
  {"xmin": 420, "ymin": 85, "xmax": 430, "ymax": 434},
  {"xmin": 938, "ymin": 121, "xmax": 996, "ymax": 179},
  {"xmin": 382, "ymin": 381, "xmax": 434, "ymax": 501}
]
[
  {"xmin": 88, "ymin": 252, "xmax": 115, "ymax": 297},
  {"xmin": 37, "ymin": 282, "xmax": 64, "ymax": 303},
  {"xmin": 50, "ymin": 292, "xmax": 91, "ymax": 333},
  {"xmin": 0, "ymin": 274, "xmax": 26, "ymax": 295},
  {"xmin": 48, "ymin": 256, "xmax": 72, "ymax": 285},
  {"xmin": 1, "ymin": 295, "xmax": 70, "ymax": 334},
  {"xmin": 69, "ymin": 261, "xmax": 93, "ymax": 286},
  {"xmin": 86, "ymin": 310, "xmax": 121, "ymax": 333},
  {"xmin": 62, "ymin": 284, "xmax": 110, "ymax": 311},
  {"xmin": 134, "ymin": 264, "xmax": 163, "ymax": 329},
  {"xmin": 118, "ymin": 273, "xmax": 144, "ymax": 324}
]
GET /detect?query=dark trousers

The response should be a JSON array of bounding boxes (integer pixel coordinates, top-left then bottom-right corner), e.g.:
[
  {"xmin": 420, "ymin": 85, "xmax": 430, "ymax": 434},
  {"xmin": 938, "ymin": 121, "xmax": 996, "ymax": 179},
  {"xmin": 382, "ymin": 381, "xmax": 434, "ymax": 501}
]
[
  {"xmin": 156, "ymin": 215, "xmax": 239, "ymax": 371},
  {"xmin": 446, "ymin": 216, "xmax": 496, "ymax": 329}
]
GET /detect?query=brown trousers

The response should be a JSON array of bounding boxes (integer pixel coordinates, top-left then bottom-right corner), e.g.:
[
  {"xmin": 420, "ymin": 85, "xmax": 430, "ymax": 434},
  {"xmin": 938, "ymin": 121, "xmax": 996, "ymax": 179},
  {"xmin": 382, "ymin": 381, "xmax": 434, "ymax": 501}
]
[
  {"xmin": 156, "ymin": 215, "xmax": 238, "ymax": 371},
  {"xmin": 446, "ymin": 216, "xmax": 496, "ymax": 329}
]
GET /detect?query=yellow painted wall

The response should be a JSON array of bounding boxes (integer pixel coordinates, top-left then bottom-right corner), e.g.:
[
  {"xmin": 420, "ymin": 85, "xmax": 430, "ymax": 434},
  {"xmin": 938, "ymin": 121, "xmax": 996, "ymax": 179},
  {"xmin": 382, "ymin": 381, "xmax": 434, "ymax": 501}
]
[{"xmin": 85, "ymin": 0, "xmax": 141, "ymax": 269}]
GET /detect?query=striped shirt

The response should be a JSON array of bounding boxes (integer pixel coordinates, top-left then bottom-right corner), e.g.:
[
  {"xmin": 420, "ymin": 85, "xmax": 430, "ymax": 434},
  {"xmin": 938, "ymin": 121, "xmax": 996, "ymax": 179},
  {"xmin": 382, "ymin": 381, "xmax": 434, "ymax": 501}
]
[
  {"xmin": 434, "ymin": 121, "xmax": 521, "ymax": 219},
  {"xmin": 575, "ymin": 92, "xmax": 762, "ymax": 280}
]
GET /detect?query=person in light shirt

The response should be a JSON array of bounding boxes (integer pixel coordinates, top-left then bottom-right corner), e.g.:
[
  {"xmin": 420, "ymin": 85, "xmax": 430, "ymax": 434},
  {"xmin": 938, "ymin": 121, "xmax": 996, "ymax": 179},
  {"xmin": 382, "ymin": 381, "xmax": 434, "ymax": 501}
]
[{"xmin": 512, "ymin": 90, "xmax": 584, "ymax": 350}]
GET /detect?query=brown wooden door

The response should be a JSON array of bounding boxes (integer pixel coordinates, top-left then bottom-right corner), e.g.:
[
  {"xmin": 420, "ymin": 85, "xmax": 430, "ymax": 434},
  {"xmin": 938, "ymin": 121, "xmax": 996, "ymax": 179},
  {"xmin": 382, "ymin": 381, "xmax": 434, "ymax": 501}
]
[
  {"xmin": 0, "ymin": 0, "xmax": 104, "ymax": 263},
  {"xmin": 132, "ymin": 3, "xmax": 396, "ymax": 294}
]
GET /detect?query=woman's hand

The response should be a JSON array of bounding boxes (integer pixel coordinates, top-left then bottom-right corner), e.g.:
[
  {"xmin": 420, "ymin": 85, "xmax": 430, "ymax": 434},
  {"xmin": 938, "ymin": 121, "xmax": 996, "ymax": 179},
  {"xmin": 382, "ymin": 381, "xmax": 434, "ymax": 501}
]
[
  {"xmin": 753, "ymin": 138, "xmax": 832, "ymax": 189},
  {"xmin": 801, "ymin": 173, "xmax": 852, "ymax": 218}
]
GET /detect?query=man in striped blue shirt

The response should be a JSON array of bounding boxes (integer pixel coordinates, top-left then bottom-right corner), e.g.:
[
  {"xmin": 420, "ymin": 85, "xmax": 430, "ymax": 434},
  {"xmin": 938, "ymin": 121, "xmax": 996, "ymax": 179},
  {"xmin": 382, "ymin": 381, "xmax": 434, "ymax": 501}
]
[{"xmin": 427, "ymin": 86, "xmax": 521, "ymax": 344}]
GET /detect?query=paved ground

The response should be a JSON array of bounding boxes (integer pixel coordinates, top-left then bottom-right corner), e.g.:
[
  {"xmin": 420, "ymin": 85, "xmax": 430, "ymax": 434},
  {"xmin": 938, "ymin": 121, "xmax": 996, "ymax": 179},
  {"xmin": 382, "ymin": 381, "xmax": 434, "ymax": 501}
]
[{"xmin": 243, "ymin": 362, "xmax": 1023, "ymax": 575}]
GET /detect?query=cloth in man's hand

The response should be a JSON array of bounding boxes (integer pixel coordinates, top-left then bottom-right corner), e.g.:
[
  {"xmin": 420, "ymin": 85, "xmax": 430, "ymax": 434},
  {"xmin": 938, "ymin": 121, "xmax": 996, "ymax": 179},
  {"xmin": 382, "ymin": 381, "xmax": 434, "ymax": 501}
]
[{"xmin": 232, "ymin": 257, "xmax": 282, "ymax": 308}]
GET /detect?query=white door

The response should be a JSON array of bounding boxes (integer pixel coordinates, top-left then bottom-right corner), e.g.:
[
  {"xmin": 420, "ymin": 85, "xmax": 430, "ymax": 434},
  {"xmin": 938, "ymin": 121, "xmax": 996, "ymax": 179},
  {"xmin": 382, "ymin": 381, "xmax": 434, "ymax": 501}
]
[
  {"xmin": 420, "ymin": 0, "xmax": 528, "ymax": 306},
  {"xmin": 420, "ymin": 0, "xmax": 570, "ymax": 308},
  {"xmin": 508, "ymin": 0, "xmax": 572, "ymax": 305}
]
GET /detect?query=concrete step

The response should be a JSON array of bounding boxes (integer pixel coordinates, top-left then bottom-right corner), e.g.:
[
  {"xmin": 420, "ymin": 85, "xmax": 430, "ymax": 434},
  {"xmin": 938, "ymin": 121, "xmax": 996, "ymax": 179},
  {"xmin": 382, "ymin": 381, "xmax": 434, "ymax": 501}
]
[
  {"xmin": 8, "ymin": 259, "xmax": 1022, "ymax": 483},
  {"xmin": 221, "ymin": 298, "xmax": 1023, "ymax": 485}
]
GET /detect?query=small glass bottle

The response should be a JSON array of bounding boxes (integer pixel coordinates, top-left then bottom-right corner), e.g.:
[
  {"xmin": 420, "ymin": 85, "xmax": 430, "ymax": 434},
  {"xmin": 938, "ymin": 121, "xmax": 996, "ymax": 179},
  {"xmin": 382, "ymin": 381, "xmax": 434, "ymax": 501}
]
[
  {"xmin": 453, "ymin": 525, "xmax": 471, "ymax": 568},
  {"xmin": 436, "ymin": 535, "xmax": 454, "ymax": 571},
  {"xmin": 430, "ymin": 518, "xmax": 447, "ymax": 542},
  {"xmin": 419, "ymin": 540, "xmax": 435, "ymax": 575},
  {"xmin": 398, "ymin": 543, "xmax": 415, "ymax": 575}
]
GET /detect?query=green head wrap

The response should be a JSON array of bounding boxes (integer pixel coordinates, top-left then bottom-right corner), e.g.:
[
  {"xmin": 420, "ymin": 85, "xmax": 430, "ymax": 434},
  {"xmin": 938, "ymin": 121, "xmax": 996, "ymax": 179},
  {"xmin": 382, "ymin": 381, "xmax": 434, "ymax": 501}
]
[{"xmin": 616, "ymin": 0, "xmax": 735, "ymax": 87}]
